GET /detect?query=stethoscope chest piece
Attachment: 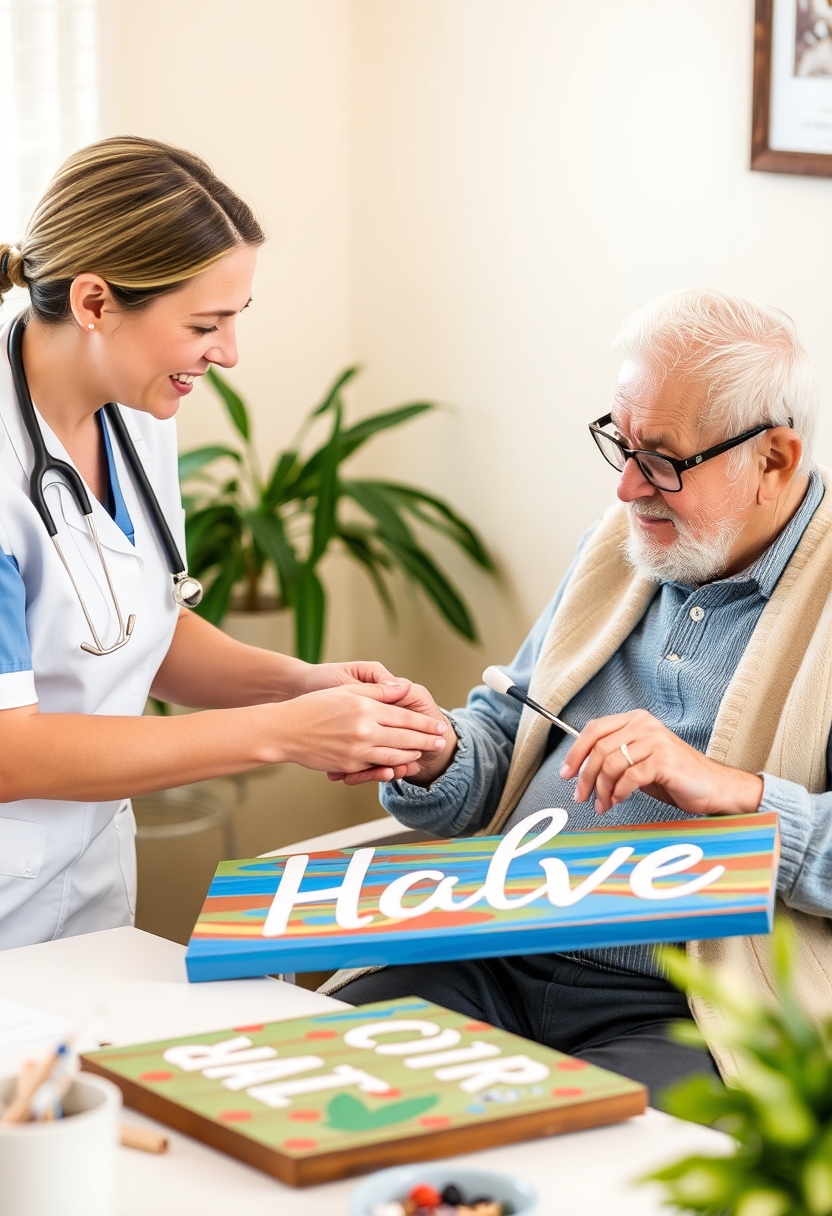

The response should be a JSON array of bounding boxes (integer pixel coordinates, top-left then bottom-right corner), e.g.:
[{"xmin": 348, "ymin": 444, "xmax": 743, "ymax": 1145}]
[{"xmin": 173, "ymin": 573, "xmax": 203, "ymax": 608}]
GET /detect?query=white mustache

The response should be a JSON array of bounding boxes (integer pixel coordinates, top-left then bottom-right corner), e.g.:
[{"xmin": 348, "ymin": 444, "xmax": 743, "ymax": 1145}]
[{"xmin": 628, "ymin": 501, "xmax": 677, "ymax": 524}]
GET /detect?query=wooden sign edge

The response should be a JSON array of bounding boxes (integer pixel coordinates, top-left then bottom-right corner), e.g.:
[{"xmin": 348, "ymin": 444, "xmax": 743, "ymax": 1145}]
[{"xmin": 82, "ymin": 1057, "xmax": 646, "ymax": 1188}]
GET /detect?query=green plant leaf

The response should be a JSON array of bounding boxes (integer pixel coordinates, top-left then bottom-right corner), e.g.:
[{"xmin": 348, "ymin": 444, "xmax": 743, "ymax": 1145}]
[
  {"xmin": 342, "ymin": 479, "xmax": 416, "ymax": 547},
  {"xmin": 263, "ymin": 450, "xmax": 300, "ymax": 508},
  {"xmin": 206, "ymin": 367, "xmax": 251, "ymax": 440},
  {"xmin": 244, "ymin": 511, "xmax": 299, "ymax": 609},
  {"xmin": 338, "ymin": 402, "xmax": 435, "ymax": 459},
  {"xmin": 310, "ymin": 401, "xmax": 342, "ymax": 564},
  {"xmin": 311, "ymin": 365, "xmax": 360, "ymax": 418},
  {"xmin": 337, "ymin": 526, "xmax": 396, "ymax": 620},
  {"xmin": 293, "ymin": 563, "xmax": 325, "ymax": 662},
  {"xmin": 178, "ymin": 445, "xmax": 242, "ymax": 482},
  {"xmin": 185, "ymin": 504, "xmax": 244, "ymax": 577},
  {"xmin": 196, "ymin": 551, "xmax": 246, "ymax": 625},
  {"xmin": 379, "ymin": 537, "xmax": 477, "ymax": 640},
  {"xmin": 364, "ymin": 480, "xmax": 494, "ymax": 570}
]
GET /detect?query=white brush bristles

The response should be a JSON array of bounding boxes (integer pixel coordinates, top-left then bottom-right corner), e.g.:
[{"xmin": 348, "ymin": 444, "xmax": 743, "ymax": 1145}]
[{"xmin": 482, "ymin": 666, "xmax": 514, "ymax": 695}]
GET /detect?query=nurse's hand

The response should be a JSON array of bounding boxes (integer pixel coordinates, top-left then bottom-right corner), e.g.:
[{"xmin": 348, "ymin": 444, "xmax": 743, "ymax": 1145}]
[
  {"xmin": 327, "ymin": 681, "xmax": 458, "ymax": 787},
  {"xmin": 271, "ymin": 682, "xmax": 449, "ymax": 780},
  {"xmin": 297, "ymin": 660, "xmax": 410, "ymax": 696}
]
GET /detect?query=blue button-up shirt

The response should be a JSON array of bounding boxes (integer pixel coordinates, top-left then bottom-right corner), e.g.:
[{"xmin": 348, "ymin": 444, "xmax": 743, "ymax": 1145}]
[{"xmin": 381, "ymin": 470, "xmax": 827, "ymax": 977}]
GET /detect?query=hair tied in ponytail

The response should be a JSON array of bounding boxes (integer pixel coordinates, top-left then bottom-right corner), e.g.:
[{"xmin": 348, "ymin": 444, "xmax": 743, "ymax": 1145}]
[{"xmin": 0, "ymin": 251, "xmax": 8, "ymax": 278}]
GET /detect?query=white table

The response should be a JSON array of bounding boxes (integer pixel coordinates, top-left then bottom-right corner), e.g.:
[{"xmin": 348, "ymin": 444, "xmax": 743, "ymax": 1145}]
[{"xmin": 0, "ymin": 927, "xmax": 729, "ymax": 1215}]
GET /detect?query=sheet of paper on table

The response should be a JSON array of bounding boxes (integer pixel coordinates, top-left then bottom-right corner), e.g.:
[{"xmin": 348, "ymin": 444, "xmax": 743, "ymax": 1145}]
[
  {"xmin": 185, "ymin": 809, "xmax": 779, "ymax": 983},
  {"xmin": 0, "ymin": 997, "xmax": 76, "ymax": 1054}
]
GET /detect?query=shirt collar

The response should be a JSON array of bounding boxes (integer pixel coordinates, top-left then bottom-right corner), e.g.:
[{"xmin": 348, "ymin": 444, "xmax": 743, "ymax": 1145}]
[{"xmin": 728, "ymin": 467, "xmax": 824, "ymax": 600}]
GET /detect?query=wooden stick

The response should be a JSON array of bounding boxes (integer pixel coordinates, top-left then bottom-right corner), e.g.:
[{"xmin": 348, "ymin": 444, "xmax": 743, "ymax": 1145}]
[{"xmin": 119, "ymin": 1123, "xmax": 169, "ymax": 1154}]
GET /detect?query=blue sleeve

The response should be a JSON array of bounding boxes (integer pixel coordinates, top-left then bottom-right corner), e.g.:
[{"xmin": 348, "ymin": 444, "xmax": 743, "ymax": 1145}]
[
  {"xmin": 0, "ymin": 547, "xmax": 36, "ymax": 708},
  {"xmin": 380, "ymin": 538, "xmax": 590, "ymax": 837},
  {"xmin": 761, "ymin": 757, "xmax": 832, "ymax": 918}
]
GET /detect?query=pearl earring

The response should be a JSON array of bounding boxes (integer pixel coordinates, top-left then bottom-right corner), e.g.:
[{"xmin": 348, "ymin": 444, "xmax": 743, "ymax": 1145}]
[{"xmin": 87, "ymin": 323, "xmax": 95, "ymax": 331}]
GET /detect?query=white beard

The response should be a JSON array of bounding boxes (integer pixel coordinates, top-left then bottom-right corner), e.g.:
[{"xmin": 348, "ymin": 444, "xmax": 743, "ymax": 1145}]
[{"xmin": 623, "ymin": 499, "xmax": 746, "ymax": 586}]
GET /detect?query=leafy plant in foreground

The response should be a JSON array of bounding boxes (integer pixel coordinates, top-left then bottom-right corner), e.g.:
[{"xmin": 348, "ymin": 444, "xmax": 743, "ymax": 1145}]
[{"xmin": 647, "ymin": 927, "xmax": 832, "ymax": 1216}]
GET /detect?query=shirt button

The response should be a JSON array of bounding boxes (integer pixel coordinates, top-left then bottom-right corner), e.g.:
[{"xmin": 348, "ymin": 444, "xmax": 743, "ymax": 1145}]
[
  {"xmin": 666, "ymin": 653, "xmax": 681, "ymax": 662},
  {"xmin": 690, "ymin": 606, "xmax": 705, "ymax": 621}
]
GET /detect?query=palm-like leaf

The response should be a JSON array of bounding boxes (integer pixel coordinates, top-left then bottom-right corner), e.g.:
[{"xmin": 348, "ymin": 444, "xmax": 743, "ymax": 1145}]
[{"xmin": 178, "ymin": 367, "xmax": 495, "ymax": 659}]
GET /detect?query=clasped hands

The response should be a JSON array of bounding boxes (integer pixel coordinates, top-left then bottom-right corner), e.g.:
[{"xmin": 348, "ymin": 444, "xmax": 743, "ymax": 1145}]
[{"xmin": 318, "ymin": 668, "xmax": 764, "ymax": 817}]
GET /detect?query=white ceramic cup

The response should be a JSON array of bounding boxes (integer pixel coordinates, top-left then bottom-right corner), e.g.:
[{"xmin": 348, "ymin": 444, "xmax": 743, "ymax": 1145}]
[{"xmin": 0, "ymin": 1071, "xmax": 121, "ymax": 1216}]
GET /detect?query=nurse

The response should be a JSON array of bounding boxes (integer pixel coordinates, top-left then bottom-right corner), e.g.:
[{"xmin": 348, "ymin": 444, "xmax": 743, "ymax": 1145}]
[{"xmin": 0, "ymin": 136, "xmax": 447, "ymax": 949}]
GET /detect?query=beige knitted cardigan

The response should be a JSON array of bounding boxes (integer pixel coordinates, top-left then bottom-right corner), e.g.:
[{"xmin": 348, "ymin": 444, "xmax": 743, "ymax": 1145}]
[{"xmin": 326, "ymin": 471, "xmax": 832, "ymax": 1081}]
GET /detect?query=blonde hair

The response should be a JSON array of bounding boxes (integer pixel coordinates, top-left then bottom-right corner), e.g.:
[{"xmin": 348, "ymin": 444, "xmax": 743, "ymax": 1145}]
[
  {"xmin": 612, "ymin": 288, "xmax": 818, "ymax": 475},
  {"xmin": 0, "ymin": 136, "xmax": 265, "ymax": 321}
]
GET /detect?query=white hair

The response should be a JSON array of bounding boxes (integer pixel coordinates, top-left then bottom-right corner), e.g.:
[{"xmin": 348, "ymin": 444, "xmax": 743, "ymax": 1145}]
[{"xmin": 612, "ymin": 288, "xmax": 819, "ymax": 475}]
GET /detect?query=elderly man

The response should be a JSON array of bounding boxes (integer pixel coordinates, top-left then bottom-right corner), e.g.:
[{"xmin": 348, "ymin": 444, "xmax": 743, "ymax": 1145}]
[{"xmin": 328, "ymin": 288, "xmax": 832, "ymax": 1105}]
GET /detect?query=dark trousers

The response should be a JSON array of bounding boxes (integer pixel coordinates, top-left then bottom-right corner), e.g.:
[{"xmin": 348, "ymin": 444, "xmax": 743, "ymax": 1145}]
[{"xmin": 334, "ymin": 954, "xmax": 719, "ymax": 1108}]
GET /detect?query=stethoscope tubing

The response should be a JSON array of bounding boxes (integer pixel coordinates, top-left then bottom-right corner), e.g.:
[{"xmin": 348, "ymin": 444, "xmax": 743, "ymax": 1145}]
[{"xmin": 6, "ymin": 314, "xmax": 202, "ymax": 652}]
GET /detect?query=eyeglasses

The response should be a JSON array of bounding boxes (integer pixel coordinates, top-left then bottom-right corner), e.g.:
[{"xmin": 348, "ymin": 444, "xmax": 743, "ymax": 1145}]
[{"xmin": 588, "ymin": 413, "xmax": 792, "ymax": 493}]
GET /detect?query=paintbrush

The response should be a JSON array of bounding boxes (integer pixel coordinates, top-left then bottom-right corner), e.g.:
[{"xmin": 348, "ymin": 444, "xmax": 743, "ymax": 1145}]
[{"xmin": 482, "ymin": 666, "xmax": 580, "ymax": 738}]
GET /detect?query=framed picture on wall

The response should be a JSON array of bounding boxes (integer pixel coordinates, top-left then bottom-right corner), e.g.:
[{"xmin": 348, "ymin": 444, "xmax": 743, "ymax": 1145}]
[{"xmin": 752, "ymin": 0, "xmax": 832, "ymax": 175}]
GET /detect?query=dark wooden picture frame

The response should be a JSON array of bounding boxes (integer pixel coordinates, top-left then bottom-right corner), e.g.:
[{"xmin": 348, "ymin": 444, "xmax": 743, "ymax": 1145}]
[{"xmin": 752, "ymin": 0, "xmax": 832, "ymax": 176}]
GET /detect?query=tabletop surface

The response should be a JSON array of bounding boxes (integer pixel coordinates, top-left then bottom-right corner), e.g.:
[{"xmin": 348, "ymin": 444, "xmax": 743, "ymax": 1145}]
[{"xmin": 0, "ymin": 926, "xmax": 730, "ymax": 1215}]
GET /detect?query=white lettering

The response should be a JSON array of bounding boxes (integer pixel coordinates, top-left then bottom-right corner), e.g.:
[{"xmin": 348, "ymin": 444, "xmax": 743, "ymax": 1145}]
[
  {"xmin": 343, "ymin": 1019, "xmax": 444, "ymax": 1050},
  {"xmin": 378, "ymin": 871, "xmax": 450, "ymax": 920},
  {"xmin": 262, "ymin": 848, "xmax": 375, "ymax": 937},
  {"xmin": 247, "ymin": 1064, "xmax": 390, "ymax": 1109},
  {"xmin": 403, "ymin": 1042, "xmax": 501, "ymax": 1071},
  {"xmin": 376, "ymin": 1030, "xmax": 462, "ymax": 1057},
  {"xmin": 541, "ymin": 846, "xmax": 634, "ymax": 906},
  {"xmin": 629, "ymin": 844, "xmax": 725, "ymax": 901},
  {"xmin": 484, "ymin": 809, "xmax": 569, "ymax": 910},
  {"xmin": 204, "ymin": 1056, "xmax": 324, "ymax": 1091},
  {"xmin": 435, "ymin": 1054, "xmax": 550, "ymax": 1093},
  {"xmin": 163, "ymin": 1037, "xmax": 276, "ymax": 1072}
]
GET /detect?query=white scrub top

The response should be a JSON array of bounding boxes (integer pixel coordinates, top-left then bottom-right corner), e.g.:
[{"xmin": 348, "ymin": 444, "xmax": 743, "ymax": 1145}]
[{"xmin": 0, "ymin": 316, "xmax": 182, "ymax": 948}]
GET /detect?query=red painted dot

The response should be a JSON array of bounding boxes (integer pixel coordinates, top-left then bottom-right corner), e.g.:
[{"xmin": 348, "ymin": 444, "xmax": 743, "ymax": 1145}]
[
  {"xmin": 139, "ymin": 1070, "xmax": 173, "ymax": 1082},
  {"xmin": 378, "ymin": 1088, "xmax": 402, "ymax": 1099},
  {"xmin": 289, "ymin": 1109, "xmax": 321, "ymax": 1122},
  {"xmin": 418, "ymin": 1115, "xmax": 451, "ymax": 1129},
  {"xmin": 219, "ymin": 1109, "xmax": 253, "ymax": 1122},
  {"xmin": 557, "ymin": 1058, "xmax": 589, "ymax": 1071},
  {"xmin": 233, "ymin": 1024, "xmax": 264, "ymax": 1033},
  {"xmin": 283, "ymin": 1138, "xmax": 318, "ymax": 1151},
  {"xmin": 305, "ymin": 1029, "xmax": 338, "ymax": 1040},
  {"xmin": 553, "ymin": 1087, "xmax": 584, "ymax": 1098},
  {"xmin": 464, "ymin": 1021, "xmax": 492, "ymax": 1032}
]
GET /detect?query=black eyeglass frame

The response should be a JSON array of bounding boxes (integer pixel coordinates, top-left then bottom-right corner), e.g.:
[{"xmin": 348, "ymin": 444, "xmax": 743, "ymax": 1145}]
[{"xmin": 588, "ymin": 413, "xmax": 793, "ymax": 493}]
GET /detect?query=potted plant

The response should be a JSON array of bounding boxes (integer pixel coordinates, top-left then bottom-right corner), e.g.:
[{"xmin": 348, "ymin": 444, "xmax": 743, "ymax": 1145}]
[
  {"xmin": 179, "ymin": 367, "xmax": 495, "ymax": 662},
  {"xmin": 645, "ymin": 929, "xmax": 832, "ymax": 1216}
]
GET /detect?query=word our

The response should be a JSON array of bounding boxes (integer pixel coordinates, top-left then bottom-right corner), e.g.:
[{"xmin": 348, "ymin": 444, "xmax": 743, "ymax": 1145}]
[
  {"xmin": 163, "ymin": 1019, "xmax": 549, "ymax": 1111},
  {"xmin": 263, "ymin": 808, "xmax": 725, "ymax": 938}
]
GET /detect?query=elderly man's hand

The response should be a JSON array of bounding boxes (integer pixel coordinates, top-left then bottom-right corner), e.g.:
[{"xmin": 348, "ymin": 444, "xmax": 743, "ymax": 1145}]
[{"xmin": 559, "ymin": 709, "xmax": 764, "ymax": 816}]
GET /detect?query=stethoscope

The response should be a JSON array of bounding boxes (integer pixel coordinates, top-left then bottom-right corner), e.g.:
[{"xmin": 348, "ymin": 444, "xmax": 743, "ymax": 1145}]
[{"xmin": 7, "ymin": 315, "xmax": 203, "ymax": 656}]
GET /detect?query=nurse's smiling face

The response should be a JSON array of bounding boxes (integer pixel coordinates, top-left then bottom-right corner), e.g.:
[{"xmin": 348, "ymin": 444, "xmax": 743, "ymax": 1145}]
[{"xmin": 72, "ymin": 243, "xmax": 258, "ymax": 419}]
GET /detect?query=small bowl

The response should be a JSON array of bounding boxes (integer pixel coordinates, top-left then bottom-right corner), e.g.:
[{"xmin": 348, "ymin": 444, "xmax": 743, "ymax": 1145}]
[{"xmin": 349, "ymin": 1164, "xmax": 538, "ymax": 1215}]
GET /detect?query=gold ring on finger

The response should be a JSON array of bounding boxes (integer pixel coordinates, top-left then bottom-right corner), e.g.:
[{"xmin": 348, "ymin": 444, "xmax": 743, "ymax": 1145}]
[{"xmin": 620, "ymin": 742, "xmax": 635, "ymax": 767}]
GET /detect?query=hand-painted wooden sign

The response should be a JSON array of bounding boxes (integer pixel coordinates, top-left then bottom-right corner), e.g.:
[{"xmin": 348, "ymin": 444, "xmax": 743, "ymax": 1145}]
[
  {"xmin": 81, "ymin": 998, "xmax": 646, "ymax": 1185},
  {"xmin": 185, "ymin": 810, "xmax": 779, "ymax": 983}
]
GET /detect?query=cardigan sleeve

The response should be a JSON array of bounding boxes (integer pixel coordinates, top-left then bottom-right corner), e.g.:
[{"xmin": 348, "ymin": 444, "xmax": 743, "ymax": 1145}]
[{"xmin": 759, "ymin": 751, "xmax": 832, "ymax": 918}]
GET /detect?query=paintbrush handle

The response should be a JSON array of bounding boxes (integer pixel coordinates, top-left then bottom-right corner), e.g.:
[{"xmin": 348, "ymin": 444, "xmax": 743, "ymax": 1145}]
[{"xmin": 509, "ymin": 687, "xmax": 580, "ymax": 738}]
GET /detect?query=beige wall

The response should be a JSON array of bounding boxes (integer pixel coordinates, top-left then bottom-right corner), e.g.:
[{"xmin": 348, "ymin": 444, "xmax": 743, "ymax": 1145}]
[{"xmin": 100, "ymin": 0, "xmax": 832, "ymax": 837}]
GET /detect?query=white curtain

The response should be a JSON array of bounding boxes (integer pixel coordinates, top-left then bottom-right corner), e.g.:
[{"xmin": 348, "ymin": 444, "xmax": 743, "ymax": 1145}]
[{"xmin": 0, "ymin": 0, "xmax": 99, "ymax": 244}]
